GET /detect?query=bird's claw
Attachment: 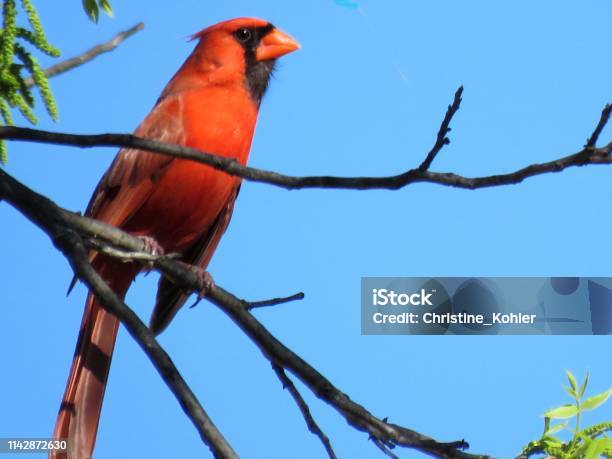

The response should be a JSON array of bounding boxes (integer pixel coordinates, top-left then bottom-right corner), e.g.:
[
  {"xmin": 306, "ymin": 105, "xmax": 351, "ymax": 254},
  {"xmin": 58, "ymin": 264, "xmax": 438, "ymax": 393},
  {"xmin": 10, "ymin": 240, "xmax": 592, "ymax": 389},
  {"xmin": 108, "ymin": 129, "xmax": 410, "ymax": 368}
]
[
  {"xmin": 137, "ymin": 235, "xmax": 164, "ymax": 257},
  {"xmin": 136, "ymin": 236, "xmax": 164, "ymax": 272},
  {"xmin": 182, "ymin": 264, "xmax": 214, "ymax": 308},
  {"xmin": 196, "ymin": 270, "xmax": 215, "ymax": 298}
]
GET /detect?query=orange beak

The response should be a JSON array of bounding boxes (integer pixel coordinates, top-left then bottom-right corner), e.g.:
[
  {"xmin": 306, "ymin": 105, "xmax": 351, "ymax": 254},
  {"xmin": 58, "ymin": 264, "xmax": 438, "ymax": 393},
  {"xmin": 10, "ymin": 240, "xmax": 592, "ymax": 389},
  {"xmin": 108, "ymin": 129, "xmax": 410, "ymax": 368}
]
[{"xmin": 255, "ymin": 28, "xmax": 300, "ymax": 61}]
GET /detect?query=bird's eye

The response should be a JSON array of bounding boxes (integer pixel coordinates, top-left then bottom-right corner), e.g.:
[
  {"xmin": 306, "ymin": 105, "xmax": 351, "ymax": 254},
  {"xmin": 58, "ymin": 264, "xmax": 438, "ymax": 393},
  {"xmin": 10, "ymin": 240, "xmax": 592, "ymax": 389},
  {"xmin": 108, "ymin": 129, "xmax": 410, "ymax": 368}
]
[{"xmin": 235, "ymin": 28, "xmax": 252, "ymax": 43}]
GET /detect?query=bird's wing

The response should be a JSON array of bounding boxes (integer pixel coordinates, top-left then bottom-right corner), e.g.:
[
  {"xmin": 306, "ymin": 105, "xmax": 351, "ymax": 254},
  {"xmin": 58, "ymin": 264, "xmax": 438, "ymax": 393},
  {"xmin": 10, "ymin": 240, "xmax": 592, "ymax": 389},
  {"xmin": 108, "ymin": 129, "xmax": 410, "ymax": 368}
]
[
  {"xmin": 85, "ymin": 95, "xmax": 184, "ymax": 228},
  {"xmin": 149, "ymin": 186, "xmax": 240, "ymax": 335},
  {"xmin": 65, "ymin": 96, "xmax": 184, "ymax": 296}
]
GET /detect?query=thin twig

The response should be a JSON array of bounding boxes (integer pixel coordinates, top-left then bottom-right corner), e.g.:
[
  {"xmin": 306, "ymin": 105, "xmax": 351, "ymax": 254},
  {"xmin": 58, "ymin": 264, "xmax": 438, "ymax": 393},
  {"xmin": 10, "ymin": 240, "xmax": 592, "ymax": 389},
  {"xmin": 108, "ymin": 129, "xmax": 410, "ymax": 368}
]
[
  {"xmin": 272, "ymin": 363, "xmax": 338, "ymax": 459},
  {"xmin": 419, "ymin": 86, "xmax": 464, "ymax": 171},
  {"xmin": 245, "ymin": 292, "xmax": 305, "ymax": 309},
  {"xmin": 585, "ymin": 103, "xmax": 612, "ymax": 148},
  {"xmin": 371, "ymin": 437, "xmax": 400, "ymax": 459},
  {"xmin": 24, "ymin": 23, "xmax": 145, "ymax": 87}
]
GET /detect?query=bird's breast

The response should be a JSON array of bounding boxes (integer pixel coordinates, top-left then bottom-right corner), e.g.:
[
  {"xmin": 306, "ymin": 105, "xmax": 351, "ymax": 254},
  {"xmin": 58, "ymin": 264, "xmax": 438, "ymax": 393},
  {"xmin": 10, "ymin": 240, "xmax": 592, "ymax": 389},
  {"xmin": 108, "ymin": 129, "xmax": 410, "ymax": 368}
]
[{"xmin": 127, "ymin": 86, "xmax": 258, "ymax": 252}]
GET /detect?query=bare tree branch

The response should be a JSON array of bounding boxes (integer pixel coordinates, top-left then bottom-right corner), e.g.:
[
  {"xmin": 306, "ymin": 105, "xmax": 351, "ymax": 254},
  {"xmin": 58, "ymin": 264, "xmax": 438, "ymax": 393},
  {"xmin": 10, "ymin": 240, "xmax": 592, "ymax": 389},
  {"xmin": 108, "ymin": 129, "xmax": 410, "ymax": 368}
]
[
  {"xmin": 63, "ymin": 242, "xmax": 238, "ymax": 459},
  {"xmin": 585, "ymin": 103, "xmax": 612, "ymax": 148},
  {"xmin": 24, "ymin": 23, "xmax": 145, "ymax": 88},
  {"xmin": 205, "ymin": 285, "xmax": 484, "ymax": 459},
  {"xmin": 0, "ymin": 167, "xmax": 486, "ymax": 459},
  {"xmin": 0, "ymin": 94, "xmax": 609, "ymax": 192},
  {"xmin": 272, "ymin": 363, "xmax": 338, "ymax": 459},
  {"xmin": 0, "ymin": 169, "xmax": 237, "ymax": 459}
]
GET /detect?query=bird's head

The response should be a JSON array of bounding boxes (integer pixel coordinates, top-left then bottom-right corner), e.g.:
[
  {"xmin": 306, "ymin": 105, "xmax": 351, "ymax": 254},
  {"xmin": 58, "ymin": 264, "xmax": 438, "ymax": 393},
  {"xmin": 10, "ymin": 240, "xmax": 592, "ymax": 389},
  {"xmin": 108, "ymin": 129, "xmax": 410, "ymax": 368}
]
[{"xmin": 183, "ymin": 18, "xmax": 299, "ymax": 105}]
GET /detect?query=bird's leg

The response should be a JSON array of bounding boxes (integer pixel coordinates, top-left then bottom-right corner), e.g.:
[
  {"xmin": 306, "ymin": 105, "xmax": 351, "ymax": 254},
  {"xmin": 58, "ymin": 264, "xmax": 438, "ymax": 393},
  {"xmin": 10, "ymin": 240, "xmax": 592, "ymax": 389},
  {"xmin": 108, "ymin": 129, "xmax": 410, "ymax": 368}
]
[{"xmin": 180, "ymin": 264, "xmax": 215, "ymax": 308}]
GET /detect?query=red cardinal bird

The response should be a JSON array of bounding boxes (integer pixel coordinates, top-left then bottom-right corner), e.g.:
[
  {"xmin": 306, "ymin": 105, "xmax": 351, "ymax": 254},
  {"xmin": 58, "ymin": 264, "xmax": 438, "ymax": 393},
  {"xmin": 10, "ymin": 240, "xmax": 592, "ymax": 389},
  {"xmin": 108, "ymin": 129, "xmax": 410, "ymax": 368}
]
[{"xmin": 51, "ymin": 18, "xmax": 298, "ymax": 459}]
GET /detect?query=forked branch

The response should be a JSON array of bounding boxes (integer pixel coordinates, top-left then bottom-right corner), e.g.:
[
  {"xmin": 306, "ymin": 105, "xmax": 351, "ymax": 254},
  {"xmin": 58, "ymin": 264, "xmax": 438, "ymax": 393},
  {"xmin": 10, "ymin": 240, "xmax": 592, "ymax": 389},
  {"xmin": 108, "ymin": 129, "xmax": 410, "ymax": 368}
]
[
  {"xmin": 0, "ymin": 169, "xmax": 488, "ymax": 459},
  {"xmin": 0, "ymin": 89, "xmax": 609, "ymax": 191}
]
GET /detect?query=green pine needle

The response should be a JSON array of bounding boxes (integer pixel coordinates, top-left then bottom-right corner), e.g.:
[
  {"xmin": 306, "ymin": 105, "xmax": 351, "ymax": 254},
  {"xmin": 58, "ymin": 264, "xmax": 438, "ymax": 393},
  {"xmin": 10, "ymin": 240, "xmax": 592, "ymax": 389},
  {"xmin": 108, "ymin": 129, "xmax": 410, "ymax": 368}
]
[
  {"xmin": 0, "ymin": 95, "xmax": 13, "ymax": 124},
  {"xmin": 19, "ymin": 0, "xmax": 59, "ymax": 56},
  {"xmin": 1, "ymin": 64, "xmax": 20, "ymax": 90},
  {"xmin": 0, "ymin": 138, "xmax": 7, "ymax": 164},
  {"xmin": 582, "ymin": 421, "xmax": 612, "ymax": 438},
  {"xmin": 14, "ymin": 42, "xmax": 57, "ymax": 120},
  {"xmin": 13, "ymin": 63, "xmax": 33, "ymax": 106},
  {"xmin": 0, "ymin": 97, "xmax": 8, "ymax": 164},
  {"xmin": 2, "ymin": 0, "xmax": 17, "ymax": 74},
  {"xmin": 11, "ymin": 90, "xmax": 35, "ymax": 122},
  {"xmin": 16, "ymin": 27, "xmax": 59, "ymax": 57},
  {"xmin": 0, "ymin": 0, "xmax": 62, "ymax": 162}
]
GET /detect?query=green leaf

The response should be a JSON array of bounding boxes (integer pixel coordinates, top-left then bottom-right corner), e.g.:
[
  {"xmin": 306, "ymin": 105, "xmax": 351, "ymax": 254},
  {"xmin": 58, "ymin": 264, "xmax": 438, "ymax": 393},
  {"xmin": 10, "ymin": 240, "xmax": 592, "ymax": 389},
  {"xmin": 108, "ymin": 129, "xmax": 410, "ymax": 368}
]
[
  {"xmin": 582, "ymin": 388, "xmax": 612, "ymax": 411},
  {"xmin": 565, "ymin": 386, "xmax": 579, "ymax": 401},
  {"xmin": 567, "ymin": 370, "xmax": 578, "ymax": 393},
  {"xmin": 542, "ymin": 435, "xmax": 564, "ymax": 445},
  {"xmin": 580, "ymin": 371, "xmax": 590, "ymax": 399},
  {"xmin": 544, "ymin": 403, "xmax": 579, "ymax": 419},
  {"xmin": 82, "ymin": 0, "xmax": 99, "ymax": 23},
  {"xmin": 99, "ymin": 0, "xmax": 113, "ymax": 17},
  {"xmin": 574, "ymin": 438, "xmax": 593, "ymax": 458},
  {"xmin": 540, "ymin": 435, "xmax": 564, "ymax": 452},
  {"xmin": 544, "ymin": 421, "xmax": 568, "ymax": 436},
  {"xmin": 584, "ymin": 438, "xmax": 612, "ymax": 459}
]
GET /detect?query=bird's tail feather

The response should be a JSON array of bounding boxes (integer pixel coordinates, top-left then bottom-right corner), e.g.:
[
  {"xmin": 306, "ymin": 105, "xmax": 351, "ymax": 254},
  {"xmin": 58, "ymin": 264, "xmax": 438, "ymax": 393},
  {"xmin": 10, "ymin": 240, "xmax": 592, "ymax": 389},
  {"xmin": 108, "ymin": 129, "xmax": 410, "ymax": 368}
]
[{"xmin": 51, "ymin": 262, "xmax": 136, "ymax": 459}]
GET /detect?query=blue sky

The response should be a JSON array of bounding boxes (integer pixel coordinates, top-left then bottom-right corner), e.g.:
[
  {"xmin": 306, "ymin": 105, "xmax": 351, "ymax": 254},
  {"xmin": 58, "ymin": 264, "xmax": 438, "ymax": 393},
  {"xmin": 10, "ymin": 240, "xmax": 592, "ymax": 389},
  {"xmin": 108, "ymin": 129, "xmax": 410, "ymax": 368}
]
[{"xmin": 1, "ymin": 1, "xmax": 611, "ymax": 458}]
